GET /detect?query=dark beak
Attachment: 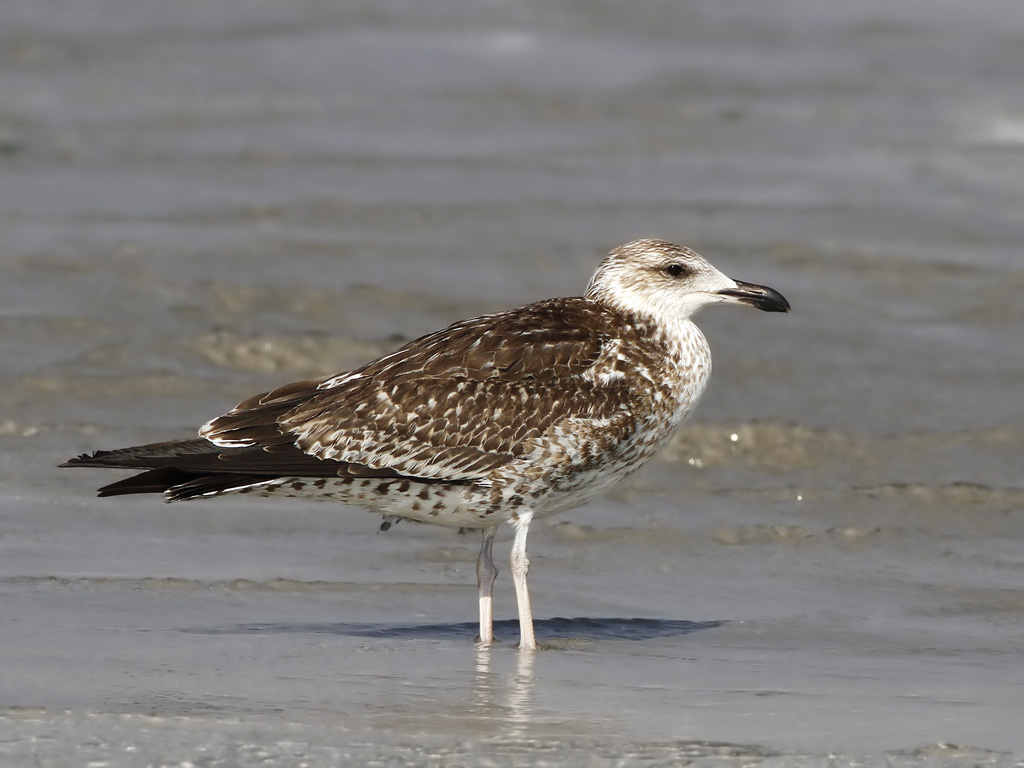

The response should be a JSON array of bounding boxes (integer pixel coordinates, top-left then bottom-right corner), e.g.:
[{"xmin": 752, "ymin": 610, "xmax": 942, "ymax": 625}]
[{"xmin": 718, "ymin": 280, "xmax": 791, "ymax": 313}]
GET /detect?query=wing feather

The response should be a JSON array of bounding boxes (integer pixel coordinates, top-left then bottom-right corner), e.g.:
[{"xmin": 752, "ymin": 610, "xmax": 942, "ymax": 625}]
[{"xmin": 201, "ymin": 299, "xmax": 633, "ymax": 482}]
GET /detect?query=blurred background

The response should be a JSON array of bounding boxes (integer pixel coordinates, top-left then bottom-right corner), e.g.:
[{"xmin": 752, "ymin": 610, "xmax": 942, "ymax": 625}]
[{"xmin": 1, "ymin": 0, "xmax": 1022, "ymax": 764}]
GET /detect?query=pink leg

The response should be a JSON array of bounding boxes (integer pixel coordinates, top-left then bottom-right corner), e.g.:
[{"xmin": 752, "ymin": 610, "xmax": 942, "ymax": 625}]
[
  {"xmin": 477, "ymin": 526, "xmax": 499, "ymax": 645},
  {"xmin": 509, "ymin": 513, "xmax": 536, "ymax": 650}
]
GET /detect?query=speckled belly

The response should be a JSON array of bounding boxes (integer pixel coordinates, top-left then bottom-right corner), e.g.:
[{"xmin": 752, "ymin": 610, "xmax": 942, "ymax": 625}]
[{"xmin": 241, "ymin": 474, "xmax": 512, "ymax": 528}]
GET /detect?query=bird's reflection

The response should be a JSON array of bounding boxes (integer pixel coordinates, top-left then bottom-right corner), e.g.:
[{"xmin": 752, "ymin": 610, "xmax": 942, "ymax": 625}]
[
  {"xmin": 183, "ymin": 616, "xmax": 720, "ymax": 736},
  {"xmin": 472, "ymin": 642, "xmax": 535, "ymax": 737}
]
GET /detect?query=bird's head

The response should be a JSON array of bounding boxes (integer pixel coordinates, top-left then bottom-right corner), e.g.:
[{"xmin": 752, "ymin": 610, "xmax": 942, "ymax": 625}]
[{"xmin": 585, "ymin": 239, "xmax": 790, "ymax": 322}]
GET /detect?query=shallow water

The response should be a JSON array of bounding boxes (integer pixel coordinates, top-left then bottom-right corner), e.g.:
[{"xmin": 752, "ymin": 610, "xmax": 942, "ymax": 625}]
[{"xmin": 2, "ymin": 0, "xmax": 1023, "ymax": 765}]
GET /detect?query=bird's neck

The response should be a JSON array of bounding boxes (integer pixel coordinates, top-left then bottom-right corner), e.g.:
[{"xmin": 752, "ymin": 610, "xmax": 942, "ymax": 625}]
[
  {"xmin": 611, "ymin": 303, "xmax": 714, "ymax": 423},
  {"xmin": 597, "ymin": 300, "xmax": 707, "ymax": 360}
]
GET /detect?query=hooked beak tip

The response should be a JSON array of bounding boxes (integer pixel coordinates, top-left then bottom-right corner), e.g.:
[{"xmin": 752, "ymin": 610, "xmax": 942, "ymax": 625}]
[{"xmin": 718, "ymin": 280, "xmax": 791, "ymax": 313}]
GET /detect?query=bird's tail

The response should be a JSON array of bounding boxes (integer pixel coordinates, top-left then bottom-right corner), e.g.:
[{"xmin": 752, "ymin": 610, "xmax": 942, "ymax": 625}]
[{"xmin": 59, "ymin": 439, "xmax": 267, "ymax": 500}]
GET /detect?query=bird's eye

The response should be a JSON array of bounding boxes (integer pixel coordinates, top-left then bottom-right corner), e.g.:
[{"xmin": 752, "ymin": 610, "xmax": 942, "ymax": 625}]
[{"xmin": 664, "ymin": 263, "xmax": 690, "ymax": 278}]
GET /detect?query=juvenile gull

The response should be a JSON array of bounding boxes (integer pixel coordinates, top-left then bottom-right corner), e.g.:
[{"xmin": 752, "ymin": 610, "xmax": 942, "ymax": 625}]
[{"xmin": 61, "ymin": 239, "xmax": 790, "ymax": 650}]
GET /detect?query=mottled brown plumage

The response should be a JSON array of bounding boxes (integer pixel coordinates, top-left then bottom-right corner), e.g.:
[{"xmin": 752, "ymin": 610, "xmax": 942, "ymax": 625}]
[
  {"xmin": 203, "ymin": 300, "xmax": 630, "ymax": 482},
  {"xmin": 62, "ymin": 239, "xmax": 790, "ymax": 649}
]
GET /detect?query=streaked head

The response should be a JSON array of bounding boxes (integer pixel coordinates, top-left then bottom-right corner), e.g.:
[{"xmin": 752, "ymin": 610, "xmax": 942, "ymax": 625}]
[{"xmin": 585, "ymin": 239, "xmax": 790, "ymax": 321}]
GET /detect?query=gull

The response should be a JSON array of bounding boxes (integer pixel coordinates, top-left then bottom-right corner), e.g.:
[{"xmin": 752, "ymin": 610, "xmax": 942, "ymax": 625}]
[{"xmin": 62, "ymin": 239, "xmax": 790, "ymax": 650}]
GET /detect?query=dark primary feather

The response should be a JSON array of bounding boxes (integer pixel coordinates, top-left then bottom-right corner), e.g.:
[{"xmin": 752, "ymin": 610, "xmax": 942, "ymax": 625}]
[{"xmin": 60, "ymin": 437, "xmax": 447, "ymax": 499}]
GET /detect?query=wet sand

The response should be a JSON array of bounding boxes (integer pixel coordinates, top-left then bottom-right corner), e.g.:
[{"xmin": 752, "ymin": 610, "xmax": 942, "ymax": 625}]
[{"xmin": 2, "ymin": 0, "xmax": 1023, "ymax": 765}]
